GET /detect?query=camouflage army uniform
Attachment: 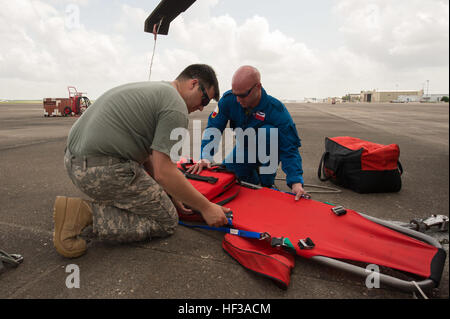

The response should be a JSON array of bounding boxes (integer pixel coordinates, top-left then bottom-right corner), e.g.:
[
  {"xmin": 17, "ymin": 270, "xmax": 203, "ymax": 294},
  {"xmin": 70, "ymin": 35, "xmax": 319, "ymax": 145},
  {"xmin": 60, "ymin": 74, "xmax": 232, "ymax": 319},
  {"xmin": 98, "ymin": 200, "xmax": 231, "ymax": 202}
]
[
  {"xmin": 63, "ymin": 80, "xmax": 191, "ymax": 243},
  {"xmin": 64, "ymin": 150, "xmax": 178, "ymax": 242}
]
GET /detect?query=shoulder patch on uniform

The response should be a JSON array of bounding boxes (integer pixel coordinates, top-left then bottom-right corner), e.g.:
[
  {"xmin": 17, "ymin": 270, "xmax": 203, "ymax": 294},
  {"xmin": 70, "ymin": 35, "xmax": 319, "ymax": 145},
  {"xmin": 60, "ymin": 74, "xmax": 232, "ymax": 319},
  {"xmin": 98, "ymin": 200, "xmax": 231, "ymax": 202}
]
[
  {"xmin": 254, "ymin": 111, "xmax": 266, "ymax": 121},
  {"xmin": 211, "ymin": 105, "xmax": 219, "ymax": 118}
]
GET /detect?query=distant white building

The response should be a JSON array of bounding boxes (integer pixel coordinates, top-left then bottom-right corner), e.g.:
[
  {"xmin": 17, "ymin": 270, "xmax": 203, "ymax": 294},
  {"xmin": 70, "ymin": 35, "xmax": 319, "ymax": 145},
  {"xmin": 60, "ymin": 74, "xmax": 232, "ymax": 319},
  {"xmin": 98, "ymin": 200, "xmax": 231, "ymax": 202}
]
[
  {"xmin": 360, "ymin": 89, "xmax": 424, "ymax": 103},
  {"xmin": 304, "ymin": 97, "xmax": 320, "ymax": 103},
  {"xmin": 396, "ymin": 95, "xmax": 422, "ymax": 103},
  {"xmin": 421, "ymin": 94, "xmax": 449, "ymax": 102}
]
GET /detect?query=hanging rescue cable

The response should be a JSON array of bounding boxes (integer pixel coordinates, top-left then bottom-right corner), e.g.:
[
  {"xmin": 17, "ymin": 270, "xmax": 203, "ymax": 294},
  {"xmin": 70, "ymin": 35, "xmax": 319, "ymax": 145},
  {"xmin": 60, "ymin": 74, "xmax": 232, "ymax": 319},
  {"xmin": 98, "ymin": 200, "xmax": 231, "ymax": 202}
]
[
  {"xmin": 148, "ymin": 18, "xmax": 163, "ymax": 81},
  {"xmin": 144, "ymin": 0, "xmax": 197, "ymax": 80}
]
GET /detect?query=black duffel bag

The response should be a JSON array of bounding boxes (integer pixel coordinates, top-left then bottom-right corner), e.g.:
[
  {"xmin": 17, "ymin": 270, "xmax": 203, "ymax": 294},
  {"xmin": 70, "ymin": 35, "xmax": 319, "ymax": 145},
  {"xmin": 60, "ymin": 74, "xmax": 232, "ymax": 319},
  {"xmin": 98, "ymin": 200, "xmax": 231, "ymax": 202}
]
[{"xmin": 318, "ymin": 136, "xmax": 403, "ymax": 193}]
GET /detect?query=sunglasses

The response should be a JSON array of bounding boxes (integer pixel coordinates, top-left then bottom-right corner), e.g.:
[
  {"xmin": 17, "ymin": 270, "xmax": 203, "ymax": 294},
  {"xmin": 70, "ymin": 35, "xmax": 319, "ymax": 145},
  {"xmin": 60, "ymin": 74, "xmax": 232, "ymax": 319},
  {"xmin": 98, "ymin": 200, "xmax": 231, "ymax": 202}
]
[
  {"xmin": 199, "ymin": 83, "xmax": 211, "ymax": 107},
  {"xmin": 233, "ymin": 83, "xmax": 258, "ymax": 98}
]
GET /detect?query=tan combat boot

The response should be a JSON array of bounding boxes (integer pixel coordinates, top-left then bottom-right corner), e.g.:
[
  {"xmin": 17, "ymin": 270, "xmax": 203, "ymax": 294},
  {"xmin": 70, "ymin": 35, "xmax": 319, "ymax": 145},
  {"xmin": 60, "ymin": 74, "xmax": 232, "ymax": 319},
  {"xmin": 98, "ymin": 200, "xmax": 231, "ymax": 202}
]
[{"xmin": 53, "ymin": 196, "xmax": 93, "ymax": 258}]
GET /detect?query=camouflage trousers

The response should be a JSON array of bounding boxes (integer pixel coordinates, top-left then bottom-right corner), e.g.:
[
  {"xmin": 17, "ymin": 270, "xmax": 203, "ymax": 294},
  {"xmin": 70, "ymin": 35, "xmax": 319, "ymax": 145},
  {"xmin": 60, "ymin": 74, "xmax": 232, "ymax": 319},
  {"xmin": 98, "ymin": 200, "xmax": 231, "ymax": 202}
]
[{"xmin": 64, "ymin": 150, "xmax": 178, "ymax": 243}]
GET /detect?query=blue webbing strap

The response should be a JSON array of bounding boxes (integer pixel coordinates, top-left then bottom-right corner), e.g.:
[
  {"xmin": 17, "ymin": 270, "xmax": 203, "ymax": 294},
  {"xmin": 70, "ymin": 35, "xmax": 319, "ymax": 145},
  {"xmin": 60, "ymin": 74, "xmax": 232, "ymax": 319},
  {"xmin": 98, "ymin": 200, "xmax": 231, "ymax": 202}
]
[{"xmin": 178, "ymin": 219, "xmax": 263, "ymax": 240}]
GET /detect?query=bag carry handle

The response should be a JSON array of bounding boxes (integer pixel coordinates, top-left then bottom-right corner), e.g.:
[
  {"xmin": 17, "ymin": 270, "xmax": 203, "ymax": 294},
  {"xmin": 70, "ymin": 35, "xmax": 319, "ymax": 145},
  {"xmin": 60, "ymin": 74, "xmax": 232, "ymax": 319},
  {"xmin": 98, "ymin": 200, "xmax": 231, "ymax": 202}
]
[
  {"xmin": 179, "ymin": 168, "xmax": 219, "ymax": 184},
  {"xmin": 398, "ymin": 161, "xmax": 403, "ymax": 175},
  {"xmin": 215, "ymin": 186, "xmax": 240, "ymax": 206},
  {"xmin": 318, "ymin": 152, "xmax": 331, "ymax": 181}
]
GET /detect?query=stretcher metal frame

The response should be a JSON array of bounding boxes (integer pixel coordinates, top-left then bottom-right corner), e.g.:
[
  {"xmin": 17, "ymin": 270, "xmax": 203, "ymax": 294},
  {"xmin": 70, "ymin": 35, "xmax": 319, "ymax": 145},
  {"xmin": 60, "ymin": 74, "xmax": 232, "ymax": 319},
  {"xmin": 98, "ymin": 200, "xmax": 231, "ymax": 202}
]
[
  {"xmin": 312, "ymin": 213, "xmax": 444, "ymax": 292},
  {"xmin": 242, "ymin": 181, "xmax": 446, "ymax": 293}
]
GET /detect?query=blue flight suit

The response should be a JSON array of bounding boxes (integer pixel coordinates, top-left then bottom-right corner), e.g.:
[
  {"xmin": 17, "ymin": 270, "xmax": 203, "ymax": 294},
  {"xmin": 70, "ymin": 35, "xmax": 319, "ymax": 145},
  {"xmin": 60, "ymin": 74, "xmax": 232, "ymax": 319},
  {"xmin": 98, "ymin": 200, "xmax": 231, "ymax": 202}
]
[{"xmin": 200, "ymin": 87, "xmax": 304, "ymax": 188}]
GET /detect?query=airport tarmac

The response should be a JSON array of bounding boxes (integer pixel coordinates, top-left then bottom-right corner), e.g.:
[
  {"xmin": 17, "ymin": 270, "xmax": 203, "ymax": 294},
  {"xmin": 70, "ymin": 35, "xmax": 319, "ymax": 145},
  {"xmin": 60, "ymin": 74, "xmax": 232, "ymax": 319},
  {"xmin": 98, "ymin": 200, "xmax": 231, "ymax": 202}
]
[{"xmin": 0, "ymin": 101, "xmax": 448, "ymax": 300}]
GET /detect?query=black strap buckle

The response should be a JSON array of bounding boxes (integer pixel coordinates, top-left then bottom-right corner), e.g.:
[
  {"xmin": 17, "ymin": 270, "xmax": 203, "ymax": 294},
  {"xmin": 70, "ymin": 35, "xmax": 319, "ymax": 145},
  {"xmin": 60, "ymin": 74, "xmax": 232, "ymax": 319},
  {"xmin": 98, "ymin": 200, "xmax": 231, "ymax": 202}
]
[
  {"xmin": 331, "ymin": 205, "xmax": 347, "ymax": 216},
  {"xmin": 298, "ymin": 237, "xmax": 315, "ymax": 250},
  {"xmin": 271, "ymin": 237, "xmax": 296, "ymax": 253},
  {"xmin": 271, "ymin": 237, "xmax": 284, "ymax": 247},
  {"xmin": 0, "ymin": 250, "xmax": 24, "ymax": 267}
]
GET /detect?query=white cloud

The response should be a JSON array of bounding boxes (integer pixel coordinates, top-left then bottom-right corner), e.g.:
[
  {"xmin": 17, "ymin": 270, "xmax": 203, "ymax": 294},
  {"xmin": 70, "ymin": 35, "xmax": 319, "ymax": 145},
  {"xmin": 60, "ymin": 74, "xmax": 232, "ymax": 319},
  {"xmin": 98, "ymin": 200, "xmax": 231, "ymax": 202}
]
[
  {"xmin": 154, "ymin": 11, "xmax": 321, "ymax": 99},
  {"xmin": 133, "ymin": 0, "xmax": 449, "ymax": 98},
  {"xmin": 0, "ymin": 0, "xmax": 448, "ymax": 99},
  {"xmin": 335, "ymin": 0, "xmax": 449, "ymax": 69},
  {"xmin": 114, "ymin": 4, "xmax": 148, "ymax": 34},
  {"xmin": 0, "ymin": 0, "xmax": 149, "ymax": 99}
]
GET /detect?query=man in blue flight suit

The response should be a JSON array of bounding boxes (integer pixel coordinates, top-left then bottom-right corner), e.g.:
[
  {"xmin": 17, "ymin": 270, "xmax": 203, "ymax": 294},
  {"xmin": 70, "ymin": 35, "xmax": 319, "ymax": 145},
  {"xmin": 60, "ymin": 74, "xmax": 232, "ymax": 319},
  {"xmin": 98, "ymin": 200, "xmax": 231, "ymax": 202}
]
[{"xmin": 187, "ymin": 66, "xmax": 307, "ymax": 200}]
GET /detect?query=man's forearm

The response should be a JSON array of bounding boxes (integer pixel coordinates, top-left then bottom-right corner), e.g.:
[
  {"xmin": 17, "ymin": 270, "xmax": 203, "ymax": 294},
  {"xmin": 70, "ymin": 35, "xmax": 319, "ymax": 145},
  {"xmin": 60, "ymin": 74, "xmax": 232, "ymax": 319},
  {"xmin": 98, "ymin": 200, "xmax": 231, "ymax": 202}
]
[
  {"xmin": 280, "ymin": 152, "xmax": 304, "ymax": 187},
  {"xmin": 155, "ymin": 164, "xmax": 211, "ymax": 212}
]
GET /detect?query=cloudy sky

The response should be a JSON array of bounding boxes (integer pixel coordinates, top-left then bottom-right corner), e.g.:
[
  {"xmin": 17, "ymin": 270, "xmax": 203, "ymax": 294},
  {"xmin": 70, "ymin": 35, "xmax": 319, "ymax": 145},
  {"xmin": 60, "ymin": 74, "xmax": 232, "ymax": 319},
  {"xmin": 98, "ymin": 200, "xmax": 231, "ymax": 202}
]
[{"xmin": 0, "ymin": 0, "xmax": 448, "ymax": 100}]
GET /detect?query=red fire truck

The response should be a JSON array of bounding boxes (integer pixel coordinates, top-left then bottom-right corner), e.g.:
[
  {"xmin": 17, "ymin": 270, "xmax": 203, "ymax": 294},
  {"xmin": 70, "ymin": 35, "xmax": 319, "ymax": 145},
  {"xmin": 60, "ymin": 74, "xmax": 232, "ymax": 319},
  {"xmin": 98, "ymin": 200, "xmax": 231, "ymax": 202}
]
[{"xmin": 43, "ymin": 86, "xmax": 91, "ymax": 117}]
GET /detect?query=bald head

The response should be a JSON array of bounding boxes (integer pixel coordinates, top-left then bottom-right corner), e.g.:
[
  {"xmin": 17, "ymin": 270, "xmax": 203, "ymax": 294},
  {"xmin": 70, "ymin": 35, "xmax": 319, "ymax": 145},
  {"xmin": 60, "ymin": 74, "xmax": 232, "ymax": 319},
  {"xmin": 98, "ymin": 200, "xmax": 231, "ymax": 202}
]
[
  {"xmin": 232, "ymin": 66, "xmax": 261, "ymax": 88},
  {"xmin": 231, "ymin": 66, "xmax": 262, "ymax": 109}
]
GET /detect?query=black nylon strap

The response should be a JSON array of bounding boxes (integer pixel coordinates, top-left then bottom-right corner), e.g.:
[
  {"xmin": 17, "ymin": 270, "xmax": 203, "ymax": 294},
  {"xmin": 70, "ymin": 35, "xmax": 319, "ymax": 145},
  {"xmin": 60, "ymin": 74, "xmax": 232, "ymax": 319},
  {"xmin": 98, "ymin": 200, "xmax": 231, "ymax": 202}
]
[
  {"xmin": 215, "ymin": 186, "xmax": 240, "ymax": 206},
  {"xmin": 398, "ymin": 161, "xmax": 403, "ymax": 175},
  {"xmin": 178, "ymin": 168, "xmax": 219, "ymax": 184},
  {"xmin": 318, "ymin": 152, "xmax": 331, "ymax": 181}
]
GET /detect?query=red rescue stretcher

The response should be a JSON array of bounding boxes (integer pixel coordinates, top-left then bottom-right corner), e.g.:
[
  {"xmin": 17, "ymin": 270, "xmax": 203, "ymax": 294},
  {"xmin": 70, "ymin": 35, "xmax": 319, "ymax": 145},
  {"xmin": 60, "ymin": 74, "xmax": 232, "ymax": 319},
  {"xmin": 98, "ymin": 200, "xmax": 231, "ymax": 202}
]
[{"xmin": 177, "ymin": 161, "xmax": 446, "ymax": 292}]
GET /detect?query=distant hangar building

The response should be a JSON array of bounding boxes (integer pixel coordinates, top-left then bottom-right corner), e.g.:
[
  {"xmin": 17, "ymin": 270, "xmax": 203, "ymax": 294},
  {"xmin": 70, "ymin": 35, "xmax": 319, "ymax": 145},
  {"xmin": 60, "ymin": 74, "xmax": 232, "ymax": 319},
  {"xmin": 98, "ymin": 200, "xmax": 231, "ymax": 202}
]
[{"xmin": 360, "ymin": 89, "xmax": 424, "ymax": 103}]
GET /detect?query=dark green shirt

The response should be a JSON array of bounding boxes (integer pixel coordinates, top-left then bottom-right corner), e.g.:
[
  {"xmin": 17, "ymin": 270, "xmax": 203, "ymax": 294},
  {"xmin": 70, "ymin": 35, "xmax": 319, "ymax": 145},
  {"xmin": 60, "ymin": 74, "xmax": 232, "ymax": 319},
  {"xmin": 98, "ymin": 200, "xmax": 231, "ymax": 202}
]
[{"xmin": 67, "ymin": 81, "xmax": 188, "ymax": 163}]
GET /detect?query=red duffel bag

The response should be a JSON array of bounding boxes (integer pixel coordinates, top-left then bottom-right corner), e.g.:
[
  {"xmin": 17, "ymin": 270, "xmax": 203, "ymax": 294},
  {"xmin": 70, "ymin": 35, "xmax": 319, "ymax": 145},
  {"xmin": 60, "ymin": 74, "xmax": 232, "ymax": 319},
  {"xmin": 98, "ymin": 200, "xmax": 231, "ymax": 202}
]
[{"xmin": 318, "ymin": 136, "xmax": 403, "ymax": 193}]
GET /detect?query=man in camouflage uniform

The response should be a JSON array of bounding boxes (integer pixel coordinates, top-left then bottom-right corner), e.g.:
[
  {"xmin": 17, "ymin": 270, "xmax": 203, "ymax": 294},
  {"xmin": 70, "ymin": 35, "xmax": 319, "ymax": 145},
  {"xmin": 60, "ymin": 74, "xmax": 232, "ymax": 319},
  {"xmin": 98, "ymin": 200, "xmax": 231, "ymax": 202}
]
[{"xmin": 54, "ymin": 64, "xmax": 230, "ymax": 258}]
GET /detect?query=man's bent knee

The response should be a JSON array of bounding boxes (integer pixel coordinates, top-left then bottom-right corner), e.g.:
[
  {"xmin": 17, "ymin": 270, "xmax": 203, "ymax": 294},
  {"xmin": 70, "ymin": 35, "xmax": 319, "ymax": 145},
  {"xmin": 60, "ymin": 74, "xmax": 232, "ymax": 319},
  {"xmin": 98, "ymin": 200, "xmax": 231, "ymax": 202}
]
[{"xmin": 157, "ymin": 204, "xmax": 179, "ymax": 237}]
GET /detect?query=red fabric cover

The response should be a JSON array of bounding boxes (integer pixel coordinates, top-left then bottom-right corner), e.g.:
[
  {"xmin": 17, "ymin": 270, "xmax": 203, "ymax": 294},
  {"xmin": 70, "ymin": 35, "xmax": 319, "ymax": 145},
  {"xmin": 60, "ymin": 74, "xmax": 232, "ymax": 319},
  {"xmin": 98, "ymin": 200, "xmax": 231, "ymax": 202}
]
[
  {"xmin": 223, "ymin": 233, "xmax": 295, "ymax": 289},
  {"xmin": 225, "ymin": 186, "xmax": 438, "ymax": 279},
  {"xmin": 177, "ymin": 162, "xmax": 236, "ymax": 200},
  {"xmin": 177, "ymin": 159, "xmax": 437, "ymax": 281},
  {"xmin": 176, "ymin": 161, "xmax": 238, "ymax": 222},
  {"xmin": 330, "ymin": 136, "xmax": 400, "ymax": 171}
]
